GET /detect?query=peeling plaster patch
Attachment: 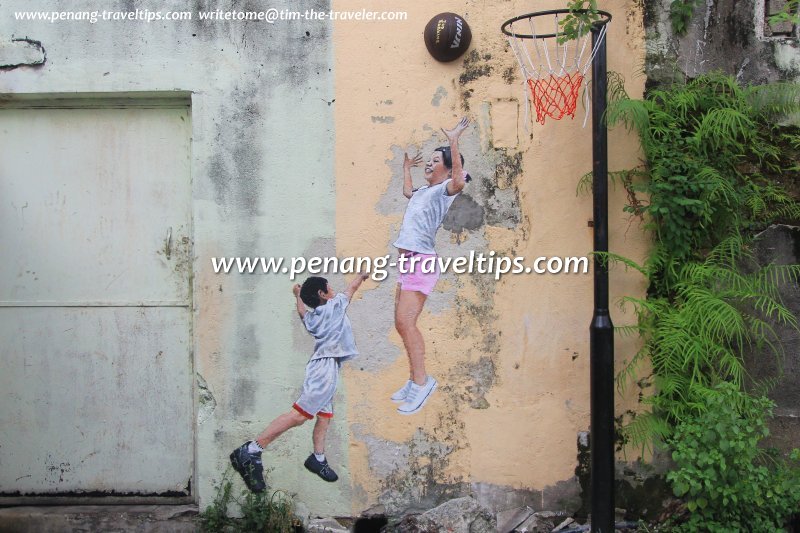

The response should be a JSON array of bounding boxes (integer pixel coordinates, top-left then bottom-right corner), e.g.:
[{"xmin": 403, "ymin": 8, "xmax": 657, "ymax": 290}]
[
  {"xmin": 0, "ymin": 38, "xmax": 46, "ymax": 69},
  {"xmin": 442, "ymin": 194, "xmax": 485, "ymax": 232},
  {"xmin": 371, "ymin": 116, "xmax": 395, "ymax": 123},
  {"xmin": 431, "ymin": 86, "xmax": 448, "ymax": 107},
  {"xmin": 197, "ymin": 373, "xmax": 217, "ymax": 425},
  {"xmin": 376, "ymin": 229, "xmax": 489, "ymax": 319},
  {"xmin": 352, "ymin": 424, "xmax": 410, "ymax": 478},
  {"xmin": 494, "ymin": 150, "xmax": 523, "ymax": 189},
  {"xmin": 459, "ymin": 50, "xmax": 494, "ymax": 111},
  {"xmin": 373, "ymin": 427, "xmax": 468, "ymax": 515},
  {"xmin": 480, "ymin": 150, "xmax": 523, "ymax": 228},
  {"xmin": 354, "ymin": 393, "xmax": 472, "ymax": 515},
  {"xmin": 471, "ymin": 482, "xmax": 541, "ymax": 514},
  {"xmin": 379, "ymin": 133, "xmax": 521, "ymax": 234},
  {"xmin": 449, "ymin": 274, "xmax": 502, "ymax": 401},
  {"xmin": 423, "ymin": 278, "xmax": 456, "ymax": 316},
  {"xmin": 484, "ymin": 188, "xmax": 522, "ymax": 227},
  {"xmin": 452, "ymin": 355, "xmax": 496, "ymax": 409},
  {"xmin": 422, "ymin": 228, "xmax": 491, "ymax": 316},
  {"xmin": 345, "ymin": 273, "xmax": 400, "ymax": 373}
]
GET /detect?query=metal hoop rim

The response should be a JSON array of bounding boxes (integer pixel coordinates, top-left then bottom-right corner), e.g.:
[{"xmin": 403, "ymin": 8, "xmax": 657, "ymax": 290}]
[{"xmin": 501, "ymin": 8, "xmax": 612, "ymax": 39}]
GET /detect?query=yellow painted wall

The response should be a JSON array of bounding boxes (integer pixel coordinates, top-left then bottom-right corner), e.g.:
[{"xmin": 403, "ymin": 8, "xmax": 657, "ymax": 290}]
[{"xmin": 333, "ymin": 0, "xmax": 649, "ymax": 515}]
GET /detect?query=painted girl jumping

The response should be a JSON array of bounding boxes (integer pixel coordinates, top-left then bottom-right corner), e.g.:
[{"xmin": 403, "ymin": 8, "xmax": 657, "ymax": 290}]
[{"xmin": 392, "ymin": 117, "xmax": 470, "ymax": 415}]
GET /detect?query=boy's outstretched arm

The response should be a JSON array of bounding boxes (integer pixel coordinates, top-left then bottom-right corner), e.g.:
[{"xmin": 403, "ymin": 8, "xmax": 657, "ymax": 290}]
[
  {"xmin": 343, "ymin": 273, "xmax": 370, "ymax": 300},
  {"xmin": 293, "ymin": 284, "xmax": 306, "ymax": 319}
]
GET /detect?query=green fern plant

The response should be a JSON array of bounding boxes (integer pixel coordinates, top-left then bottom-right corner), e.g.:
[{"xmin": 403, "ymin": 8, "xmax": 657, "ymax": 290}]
[
  {"xmin": 606, "ymin": 74, "xmax": 800, "ymax": 274},
  {"xmin": 669, "ymin": 0, "xmax": 702, "ymax": 35},
  {"xmin": 588, "ymin": 74, "xmax": 800, "ymax": 450},
  {"xmin": 611, "ymin": 237, "xmax": 800, "ymax": 450}
]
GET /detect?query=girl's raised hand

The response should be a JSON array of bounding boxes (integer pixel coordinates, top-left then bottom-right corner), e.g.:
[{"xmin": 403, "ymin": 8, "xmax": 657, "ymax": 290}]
[
  {"xmin": 442, "ymin": 117, "xmax": 470, "ymax": 142},
  {"xmin": 403, "ymin": 152, "xmax": 423, "ymax": 169}
]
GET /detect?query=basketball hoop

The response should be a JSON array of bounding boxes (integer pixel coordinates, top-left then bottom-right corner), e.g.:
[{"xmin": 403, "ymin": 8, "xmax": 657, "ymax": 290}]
[{"xmin": 501, "ymin": 9, "xmax": 611, "ymax": 126}]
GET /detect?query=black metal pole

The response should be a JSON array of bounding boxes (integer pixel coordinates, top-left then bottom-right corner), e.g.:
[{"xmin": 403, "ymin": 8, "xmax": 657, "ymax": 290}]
[{"xmin": 590, "ymin": 24, "xmax": 614, "ymax": 533}]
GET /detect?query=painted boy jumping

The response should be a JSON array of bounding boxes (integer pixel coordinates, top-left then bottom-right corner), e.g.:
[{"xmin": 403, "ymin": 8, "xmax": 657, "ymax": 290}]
[{"xmin": 230, "ymin": 273, "xmax": 368, "ymax": 492}]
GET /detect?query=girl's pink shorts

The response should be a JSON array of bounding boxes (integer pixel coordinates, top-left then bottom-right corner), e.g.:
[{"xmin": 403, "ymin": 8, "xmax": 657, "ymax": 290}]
[{"xmin": 397, "ymin": 252, "xmax": 440, "ymax": 295}]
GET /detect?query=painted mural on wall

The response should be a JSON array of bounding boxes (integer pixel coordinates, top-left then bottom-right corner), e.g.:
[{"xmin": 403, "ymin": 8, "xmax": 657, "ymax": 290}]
[{"xmin": 0, "ymin": 0, "xmax": 667, "ymax": 524}]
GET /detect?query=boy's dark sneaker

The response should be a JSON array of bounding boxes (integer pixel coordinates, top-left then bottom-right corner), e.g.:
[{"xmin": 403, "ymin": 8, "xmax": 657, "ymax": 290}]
[
  {"xmin": 230, "ymin": 442, "xmax": 266, "ymax": 493},
  {"xmin": 303, "ymin": 454, "xmax": 338, "ymax": 482}
]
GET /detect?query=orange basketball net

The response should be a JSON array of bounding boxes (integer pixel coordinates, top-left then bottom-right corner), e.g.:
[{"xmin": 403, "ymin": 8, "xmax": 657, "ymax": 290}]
[
  {"xmin": 527, "ymin": 72, "xmax": 584, "ymax": 124},
  {"xmin": 503, "ymin": 11, "xmax": 609, "ymax": 127}
]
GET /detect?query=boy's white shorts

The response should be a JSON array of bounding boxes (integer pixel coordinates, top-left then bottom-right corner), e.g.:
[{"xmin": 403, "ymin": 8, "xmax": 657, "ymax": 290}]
[{"xmin": 293, "ymin": 357, "xmax": 341, "ymax": 419}]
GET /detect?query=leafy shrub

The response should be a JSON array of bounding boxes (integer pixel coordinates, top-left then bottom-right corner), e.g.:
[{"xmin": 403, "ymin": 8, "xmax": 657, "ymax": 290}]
[{"xmin": 666, "ymin": 383, "xmax": 800, "ymax": 532}]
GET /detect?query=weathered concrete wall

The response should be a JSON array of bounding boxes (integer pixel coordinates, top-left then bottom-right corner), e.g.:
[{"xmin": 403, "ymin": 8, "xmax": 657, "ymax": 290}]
[
  {"xmin": 0, "ymin": 0, "xmax": 342, "ymax": 516},
  {"xmin": 646, "ymin": 0, "xmax": 800, "ymax": 84},
  {"xmin": 334, "ymin": 0, "xmax": 649, "ymax": 518},
  {"xmin": 1, "ymin": 0, "xmax": 651, "ymax": 520}
]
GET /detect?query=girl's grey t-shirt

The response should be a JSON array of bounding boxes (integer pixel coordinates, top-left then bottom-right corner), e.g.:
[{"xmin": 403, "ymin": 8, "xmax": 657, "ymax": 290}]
[
  {"xmin": 393, "ymin": 179, "xmax": 458, "ymax": 255},
  {"xmin": 303, "ymin": 293, "xmax": 358, "ymax": 361}
]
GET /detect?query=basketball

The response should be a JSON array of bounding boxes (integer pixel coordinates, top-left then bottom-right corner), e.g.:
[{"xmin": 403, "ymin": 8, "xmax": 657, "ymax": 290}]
[{"xmin": 423, "ymin": 12, "xmax": 472, "ymax": 62}]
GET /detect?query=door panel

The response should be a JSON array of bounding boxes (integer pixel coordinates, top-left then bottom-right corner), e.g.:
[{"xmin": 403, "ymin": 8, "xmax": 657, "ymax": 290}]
[
  {"xmin": 0, "ymin": 107, "xmax": 191, "ymax": 305},
  {"xmin": 0, "ymin": 103, "xmax": 193, "ymax": 497},
  {"xmin": 0, "ymin": 306, "xmax": 192, "ymax": 494}
]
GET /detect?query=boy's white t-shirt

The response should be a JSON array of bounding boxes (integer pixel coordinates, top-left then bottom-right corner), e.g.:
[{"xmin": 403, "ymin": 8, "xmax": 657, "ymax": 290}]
[
  {"xmin": 303, "ymin": 293, "xmax": 358, "ymax": 361},
  {"xmin": 393, "ymin": 179, "xmax": 458, "ymax": 255}
]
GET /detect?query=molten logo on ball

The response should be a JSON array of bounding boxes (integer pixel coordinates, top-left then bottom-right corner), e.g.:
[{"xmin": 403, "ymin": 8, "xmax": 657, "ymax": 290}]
[{"xmin": 424, "ymin": 12, "xmax": 472, "ymax": 62}]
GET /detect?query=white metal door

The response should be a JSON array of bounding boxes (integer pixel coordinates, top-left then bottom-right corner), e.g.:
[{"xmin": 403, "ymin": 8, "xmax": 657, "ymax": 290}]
[{"xmin": 0, "ymin": 103, "xmax": 193, "ymax": 497}]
